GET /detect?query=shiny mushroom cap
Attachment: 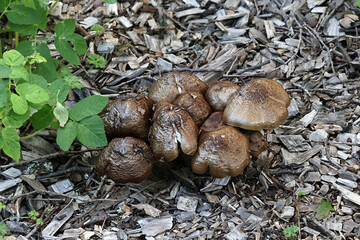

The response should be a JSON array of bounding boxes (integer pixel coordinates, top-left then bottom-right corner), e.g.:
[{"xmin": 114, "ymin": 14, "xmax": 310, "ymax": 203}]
[
  {"xmin": 148, "ymin": 71, "xmax": 208, "ymax": 103},
  {"xmin": 150, "ymin": 100, "xmax": 199, "ymax": 161},
  {"xmin": 243, "ymin": 130, "xmax": 267, "ymax": 158},
  {"xmin": 173, "ymin": 92, "xmax": 212, "ymax": 126},
  {"xmin": 223, "ymin": 79, "xmax": 290, "ymax": 130},
  {"xmin": 100, "ymin": 94, "xmax": 153, "ymax": 140},
  {"xmin": 205, "ymin": 81, "xmax": 240, "ymax": 111},
  {"xmin": 191, "ymin": 126, "xmax": 250, "ymax": 178},
  {"xmin": 96, "ymin": 137, "xmax": 153, "ymax": 184}
]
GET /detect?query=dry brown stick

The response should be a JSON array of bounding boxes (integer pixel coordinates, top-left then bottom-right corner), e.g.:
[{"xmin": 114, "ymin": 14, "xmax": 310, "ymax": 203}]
[
  {"xmin": 164, "ymin": 11, "xmax": 190, "ymax": 32},
  {"xmin": 318, "ymin": 0, "xmax": 344, "ymax": 29},
  {"xmin": 0, "ymin": 148, "xmax": 102, "ymax": 169},
  {"xmin": 274, "ymin": 28, "xmax": 303, "ymax": 71},
  {"xmin": 303, "ymin": 24, "xmax": 335, "ymax": 74},
  {"xmin": 223, "ymin": 60, "xmax": 270, "ymax": 78},
  {"xmin": 307, "ymin": 217, "xmax": 340, "ymax": 240},
  {"xmin": 151, "ymin": 68, "xmax": 223, "ymax": 75}
]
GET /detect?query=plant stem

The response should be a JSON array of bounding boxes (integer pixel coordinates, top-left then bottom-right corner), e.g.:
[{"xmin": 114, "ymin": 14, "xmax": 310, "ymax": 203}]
[
  {"xmin": 46, "ymin": 0, "xmax": 60, "ymax": 16},
  {"xmin": 20, "ymin": 129, "xmax": 44, "ymax": 140},
  {"xmin": 0, "ymin": 38, "xmax": 2, "ymax": 58}
]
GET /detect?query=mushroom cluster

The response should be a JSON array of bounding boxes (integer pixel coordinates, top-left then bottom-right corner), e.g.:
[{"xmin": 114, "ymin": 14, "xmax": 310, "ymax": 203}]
[{"xmin": 96, "ymin": 72, "xmax": 290, "ymax": 183}]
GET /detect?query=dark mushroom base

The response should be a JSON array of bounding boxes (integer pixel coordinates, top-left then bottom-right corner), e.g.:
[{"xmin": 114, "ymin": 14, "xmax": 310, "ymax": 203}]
[{"xmin": 96, "ymin": 137, "xmax": 153, "ymax": 184}]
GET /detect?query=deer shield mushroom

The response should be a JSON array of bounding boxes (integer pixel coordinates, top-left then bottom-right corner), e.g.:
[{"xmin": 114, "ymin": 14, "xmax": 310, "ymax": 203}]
[
  {"xmin": 223, "ymin": 79, "xmax": 290, "ymax": 130},
  {"xmin": 148, "ymin": 71, "xmax": 208, "ymax": 103},
  {"xmin": 191, "ymin": 112, "xmax": 250, "ymax": 178},
  {"xmin": 150, "ymin": 100, "xmax": 199, "ymax": 161},
  {"xmin": 96, "ymin": 137, "xmax": 153, "ymax": 184},
  {"xmin": 173, "ymin": 91, "xmax": 212, "ymax": 127},
  {"xmin": 100, "ymin": 94, "xmax": 152, "ymax": 140},
  {"xmin": 205, "ymin": 81, "xmax": 240, "ymax": 111}
]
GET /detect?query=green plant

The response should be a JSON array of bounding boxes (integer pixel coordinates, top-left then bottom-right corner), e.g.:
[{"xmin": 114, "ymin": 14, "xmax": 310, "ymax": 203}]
[
  {"xmin": 283, "ymin": 224, "xmax": 299, "ymax": 238},
  {"xmin": 316, "ymin": 199, "xmax": 334, "ymax": 219},
  {"xmin": 357, "ymin": 0, "xmax": 360, "ymax": 8},
  {"xmin": 90, "ymin": 24, "xmax": 104, "ymax": 34},
  {"xmin": 0, "ymin": 1, "xmax": 108, "ymax": 162},
  {"xmin": 87, "ymin": 53, "xmax": 106, "ymax": 68},
  {"xmin": 102, "ymin": 0, "xmax": 117, "ymax": 3},
  {"xmin": 0, "ymin": 202, "xmax": 43, "ymax": 239}
]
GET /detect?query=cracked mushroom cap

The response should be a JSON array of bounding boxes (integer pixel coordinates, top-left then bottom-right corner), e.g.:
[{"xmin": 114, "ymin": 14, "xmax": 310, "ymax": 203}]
[
  {"xmin": 96, "ymin": 137, "xmax": 153, "ymax": 184},
  {"xmin": 173, "ymin": 92, "xmax": 212, "ymax": 126},
  {"xmin": 150, "ymin": 100, "xmax": 199, "ymax": 161},
  {"xmin": 191, "ymin": 125, "xmax": 250, "ymax": 178},
  {"xmin": 223, "ymin": 79, "xmax": 290, "ymax": 130},
  {"xmin": 148, "ymin": 71, "xmax": 208, "ymax": 103},
  {"xmin": 205, "ymin": 81, "xmax": 241, "ymax": 111},
  {"xmin": 100, "ymin": 94, "xmax": 153, "ymax": 140}
]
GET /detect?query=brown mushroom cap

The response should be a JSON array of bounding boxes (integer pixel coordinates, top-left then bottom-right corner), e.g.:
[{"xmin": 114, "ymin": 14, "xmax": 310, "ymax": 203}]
[
  {"xmin": 148, "ymin": 71, "xmax": 208, "ymax": 103},
  {"xmin": 200, "ymin": 112, "xmax": 224, "ymax": 133},
  {"xmin": 100, "ymin": 94, "xmax": 153, "ymax": 140},
  {"xmin": 243, "ymin": 130, "xmax": 267, "ymax": 158},
  {"xmin": 223, "ymin": 78, "xmax": 290, "ymax": 130},
  {"xmin": 205, "ymin": 81, "xmax": 240, "ymax": 111},
  {"xmin": 191, "ymin": 126, "xmax": 250, "ymax": 178},
  {"xmin": 150, "ymin": 100, "xmax": 199, "ymax": 161},
  {"xmin": 96, "ymin": 137, "xmax": 153, "ymax": 184},
  {"xmin": 173, "ymin": 92, "xmax": 212, "ymax": 126}
]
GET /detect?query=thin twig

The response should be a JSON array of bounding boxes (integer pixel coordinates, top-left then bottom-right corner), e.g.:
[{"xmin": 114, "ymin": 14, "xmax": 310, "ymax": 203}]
[
  {"xmin": 274, "ymin": 28, "xmax": 303, "ymax": 71},
  {"xmin": 151, "ymin": 68, "xmax": 223, "ymax": 75},
  {"xmin": 307, "ymin": 217, "xmax": 340, "ymax": 240},
  {"xmin": 223, "ymin": 60, "xmax": 270, "ymax": 78},
  {"xmin": 0, "ymin": 148, "xmax": 102, "ymax": 169}
]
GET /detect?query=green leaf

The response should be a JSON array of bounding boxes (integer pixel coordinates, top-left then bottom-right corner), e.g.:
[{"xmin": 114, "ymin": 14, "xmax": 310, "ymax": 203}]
[
  {"xmin": 16, "ymin": 40, "xmax": 34, "ymax": 57},
  {"xmin": 357, "ymin": 0, "xmax": 360, "ymax": 8},
  {"xmin": 0, "ymin": 133, "xmax": 3, "ymax": 149},
  {"xmin": 0, "ymin": 222, "xmax": 7, "ymax": 235},
  {"xmin": 7, "ymin": 22, "xmax": 38, "ymax": 35},
  {"xmin": 0, "ymin": 65, "xmax": 12, "ymax": 78},
  {"xmin": 28, "ymin": 74, "xmax": 48, "ymax": 89},
  {"xmin": 9, "ymin": 66, "xmax": 29, "ymax": 81},
  {"xmin": 33, "ymin": 44, "xmax": 57, "ymax": 82},
  {"xmin": 54, "ymin": 38, "xmax": 80, "ymax": 65},
  {"xmin": 76, "ymin": 115, "xmax": 107, "ymax": 147},
  {"xmin": 54, "ymin": 20, "xmax": 87, "ymax": 65},
  {"xmin": 30, "ymin": 104, "xmax": 54, "ymax": 130},
  {"xmin": 102, "ymin": 0, "xmax": 117, "ymax": 3},
  {"xmin": 55, "ymin": 19, "xmax": 75, "ymax": 37},
  {"xmin": 16, "ymin": 83, "xmax": 49, "ymax": 104},
  {"xmin": 3, "ymin": 50, "xmax": 25, "ymax": 66},
  {"xmin": 48, "ymin": 79, "xmax": 71, "ymax": 106},
  {"xmin": 1, "ymin": 128, "xmax": 21, "ymax": 161},
  {"xmin": 10, "ymin": 94, "xmax": 28, "ymax": 115},
  {"xmin": 0, "ymin": 0, "xmax": 11, "ymax": 12},
  {"xmin": 56, "ymin": 120, "xmax": 77, "ymax": 151},
  {"xmin": 283, "ymin": 225, "xmax": 299, "ymax": 238},
  {"xmin": 53, "ymin": 102, "xmax": 68, "ymax": 127},
  {"xmin": 316, "ymin": 199, "xmax": 334, "ymax": 220},
  {"xmin": 7, "ymin": 5, "xmax": 41, "ymax": 25},
  {"xmin": 3, "ymin": 109, "xmax": 30, "ymax": 128},
  {"xmin": 69, "ymin": 95, "xmax": 108, "ymax": 121},
  {"xmin": 67, "ymin": 33, "xmax": 87, "ymax": 54},
  {"xmin": 87, "ymin": 54, "xmax": 106, "ymax": 68},
  {"xmin": 0, "ymin": 81, "xmax": 7, "ymax": 107}
]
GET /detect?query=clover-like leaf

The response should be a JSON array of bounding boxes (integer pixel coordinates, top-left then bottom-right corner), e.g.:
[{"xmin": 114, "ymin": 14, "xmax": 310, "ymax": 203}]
[{"xmin": 3, "ymin": 50, "xmax": 25, "ymax": 67}]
